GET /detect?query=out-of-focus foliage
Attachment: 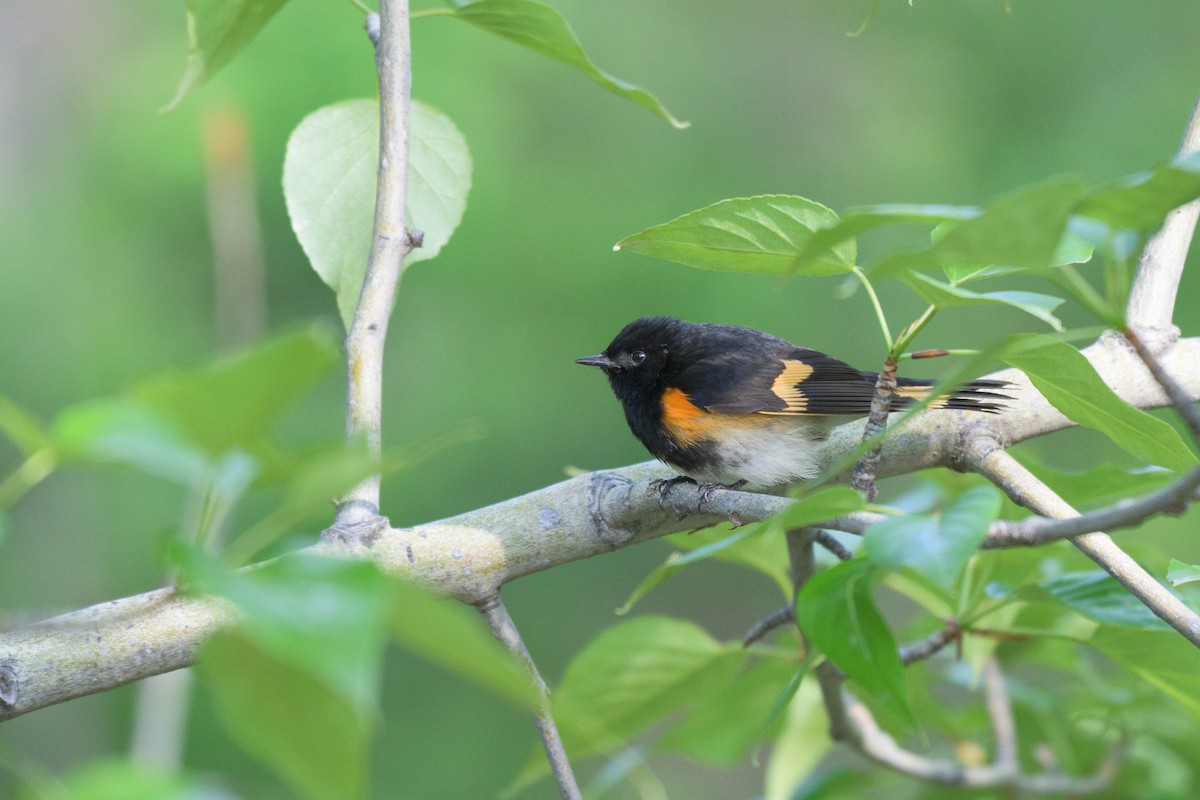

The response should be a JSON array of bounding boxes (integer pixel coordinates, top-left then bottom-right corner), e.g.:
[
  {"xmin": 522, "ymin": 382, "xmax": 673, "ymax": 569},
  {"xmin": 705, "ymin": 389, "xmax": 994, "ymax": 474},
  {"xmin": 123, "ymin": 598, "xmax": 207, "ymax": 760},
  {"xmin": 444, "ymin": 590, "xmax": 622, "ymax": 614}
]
[{"xmin": 3, "ymin": 1, "xmax": 1200, "ymax": 799}]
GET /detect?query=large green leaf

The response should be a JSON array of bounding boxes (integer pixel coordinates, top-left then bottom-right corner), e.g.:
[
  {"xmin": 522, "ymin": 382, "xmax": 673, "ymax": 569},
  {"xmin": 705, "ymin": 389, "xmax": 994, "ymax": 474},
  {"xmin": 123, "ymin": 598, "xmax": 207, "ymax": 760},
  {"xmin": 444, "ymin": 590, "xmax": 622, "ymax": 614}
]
[
  {"xmin": 656, "ymin": 658, "xmax": 800, "ymax": 765},
  {"xmin": 1032, "ymin": 570, "xmax": 1176, "ymax": 631},
  {"xmin": 796, "ymin": 559, "xmax": 913, "ymax": 728},
  {"xmin": 1001, "ymin": 334, "xmax": 1198, "ymax": 470},
  {"xmin": 134, "ymin": 326, "xmax": 339, "ymax": 455},
  {"xmin": 283, "ymin": 99, "xmax": 472, "ymax": 328},
  {"xmin": 53, "ymin": 398, "xmax": 208, "ymax": 485},
  {"xmin": 616, "ymin": 195, "xmax": 855, "ymax": 275},
  {"xmin": 62, "ymin": 759, "xmax": 223, "ymax": 800},
  {"xmin": 900, "ymin": 272, "xmax": 1065, "ymax": 331},
  {"xmin": 763, "ymin": 671, "xmax": 833, "ymax": 800},
  {"xmin": 201, "ymin": 630, "xmax": 368, "ymax": 800},
  {"xmin": 451, "ymin": 0, "xmax": 685, "ymax": 127},
  {"xmin": 387, "ymin": 579, "xmax": 534, "ymax": 705},
  {"xmin": 165, "ymin": 0, "xmax": 291, "ymax": 110},
  {"xmin": 617, "ymin": 523, "xmax": 790, "ymax": 615},
  {"xmin": 791, "ymin": 204, "xmax": 977, "ymax": 274},
  {"xmin": 551, "ymin": 616, "xmax": 743, "ymax": 755},
  {"xmin": 181, "ymin": 551, "xmax": 394, "ymax": 712},
  {"xmin": 864, "ymin": 486, "xmax": 1002, "ymax": 589},
  {"xmin": 1090, "ymin": 626, "xmax": 1200, "ymax": 724},
  {"xmin": 871, "ymin": 176, "xmax": 1089, "ymax": 279},
  {"xmin": 1012, "ymin": 455, "xmax": 1174, "ymax": 509},
  {"xmin": 779, "ymin": 485, "xmax": 867, "ymax": 529},
  {"xmin": 1077, "ymin": 151, "xmax": 1200, "ymax": 232}
]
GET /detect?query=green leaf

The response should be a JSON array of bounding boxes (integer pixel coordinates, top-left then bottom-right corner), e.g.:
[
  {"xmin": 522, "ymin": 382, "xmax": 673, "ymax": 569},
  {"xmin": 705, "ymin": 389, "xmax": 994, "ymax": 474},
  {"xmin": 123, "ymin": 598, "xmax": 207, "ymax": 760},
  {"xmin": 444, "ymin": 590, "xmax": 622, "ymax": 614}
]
[
  {"xmin": 616, "ymin": 195, "xmax": 855, "ymax": 276},
  {"xmin": 796, "ymin": 559, "xmax": 913, "ymax": 728},
  {"xmin": 1001, "ymin": 334, "xmax": 1198, "ymax": 470},
  {"xmin": 865, "ymin": 486, "xmax": 1001, "ymax": 589},
  {"xmin": 764, "ymin": 678, "xmax": 833, "ymax": 800},
  {"xmin": 1090, "ymin": 626, "xmax": 1200, "ymax": 724},
  {"xmin": 136, "ymin": 326, "xmax": 339, "ymax": 455},
  {"xmin": 283, "ymin": 99, "xmax": 472, "ymax": 328},
  {"xmin": 656, "ymin": 658, "xmax": 800, "ymax": 765},
  {"xmin": 1012, "ymin": 455, "xmax": 1173, "ymax": 509},
  {"xmin": 1077, "ymin": 151, "xmax": 1200, "ymax": 232},
  {"xmin": 1035, "ymin": 570, "xmax": 1175, "ymax": 631},
  {"xmin": 452, "ymin": 0, "xmax": 686, "ymax": 128},
  {"xmin": 900, "ymin": 272, "xmax": 1065, "ymax": 331},
  {"xmin": 1167, "ymin": 559, "xmax": 1200, "ymax": 587},
  {"xmin": 387, "ymin": 579, "xmax": 534, "ymax": 706},
  {"xmin": 792, "ymin": 203, "xmax": 977, "ymax": 274},
  {"xmin": 551, "ymin": 616, "xmax": 743, "ymax": 756},
  {"xmin": 0, "ymin": 394, "xmax": 51, "ymax": 456},
  {"xmin": 779, "ymin": 485, "xmax": 867, "ymax": 529},
  {"xmin": 53, "ymin": 399, "xmax": 207, "ymax": 485},
  {"xmin": 180, "ymin": 551, "xmax": 394, "ymax": 712},
  {"xmin": 618, "ymin": 521, "xmax": 792, "ymax": 614},
  {"xmin": 165, "ymin": 0, "xmax": 291, "ymax": 111},
  {"xmin": 871, "ymin": 176, "xmax": 1090, "ymax": 279},
  {"xmin": 201, "ymin": 630, "xmax": 368, "ymax": 800},
  {"xmin": 62, "ymin": 760, "xmax": 218, "ymax": 800}
]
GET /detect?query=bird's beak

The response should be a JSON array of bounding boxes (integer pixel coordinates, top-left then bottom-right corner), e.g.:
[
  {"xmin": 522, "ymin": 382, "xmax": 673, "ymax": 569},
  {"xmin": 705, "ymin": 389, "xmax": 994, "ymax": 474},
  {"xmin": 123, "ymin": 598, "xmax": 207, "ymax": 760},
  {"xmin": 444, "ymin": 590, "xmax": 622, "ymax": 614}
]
[{"xmin": 575, "ymin": 354, "xmax": 615, "ymax": 369}]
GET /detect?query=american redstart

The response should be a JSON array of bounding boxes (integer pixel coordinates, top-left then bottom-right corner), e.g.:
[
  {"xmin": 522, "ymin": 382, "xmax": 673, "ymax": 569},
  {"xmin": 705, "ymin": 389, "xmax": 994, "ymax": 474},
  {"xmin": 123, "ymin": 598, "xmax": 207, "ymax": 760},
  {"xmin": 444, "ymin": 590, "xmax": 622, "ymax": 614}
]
[{"xmin": 577, "ymin": 316, "xmax": 1008, "ymax": 489}]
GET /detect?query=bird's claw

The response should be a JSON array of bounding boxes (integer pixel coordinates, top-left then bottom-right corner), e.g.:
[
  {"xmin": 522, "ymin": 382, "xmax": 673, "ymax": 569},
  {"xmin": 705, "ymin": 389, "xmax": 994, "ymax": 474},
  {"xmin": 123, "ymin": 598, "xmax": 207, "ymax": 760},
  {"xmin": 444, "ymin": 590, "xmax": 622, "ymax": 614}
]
[{"xmin": 648, "ymin": 475, "xmax": 698, "ymax": 519}]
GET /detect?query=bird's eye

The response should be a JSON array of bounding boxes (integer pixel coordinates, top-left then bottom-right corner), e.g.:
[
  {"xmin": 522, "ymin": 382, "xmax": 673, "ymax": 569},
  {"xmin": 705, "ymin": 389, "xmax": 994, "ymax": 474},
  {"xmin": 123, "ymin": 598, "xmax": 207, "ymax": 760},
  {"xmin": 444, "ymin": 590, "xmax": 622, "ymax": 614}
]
[{"xmin": 629, "ymin": 350, "xmax": 647, "ymax": 366}]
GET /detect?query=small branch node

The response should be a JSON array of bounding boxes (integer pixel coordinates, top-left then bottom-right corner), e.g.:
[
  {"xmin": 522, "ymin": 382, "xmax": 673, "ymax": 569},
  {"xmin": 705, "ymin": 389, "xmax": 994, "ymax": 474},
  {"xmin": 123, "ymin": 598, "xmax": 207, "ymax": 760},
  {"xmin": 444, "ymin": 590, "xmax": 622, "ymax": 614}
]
[
  {"xmin": 851, "ymin": 357, "xmax": 898, "ymax": 501},
  {"xmin": 0, "ymin": 662, "xmax": 17, "ymax": 708},
  {"xmin": 322, "ymin": 510, "xmax": 390, "ymax": 547},
  {"xmin": 364, "ymin": 12, "xmax": 381, "ymax": 47}
]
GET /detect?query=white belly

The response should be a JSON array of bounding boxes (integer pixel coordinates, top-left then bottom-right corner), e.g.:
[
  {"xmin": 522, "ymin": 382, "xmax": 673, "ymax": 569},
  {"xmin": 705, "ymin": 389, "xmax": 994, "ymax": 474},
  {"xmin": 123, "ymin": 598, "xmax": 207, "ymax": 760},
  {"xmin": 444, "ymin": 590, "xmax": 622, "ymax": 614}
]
[{"xmin": 666, "ymin": 416, "xmax": 837, "ymax": 489}]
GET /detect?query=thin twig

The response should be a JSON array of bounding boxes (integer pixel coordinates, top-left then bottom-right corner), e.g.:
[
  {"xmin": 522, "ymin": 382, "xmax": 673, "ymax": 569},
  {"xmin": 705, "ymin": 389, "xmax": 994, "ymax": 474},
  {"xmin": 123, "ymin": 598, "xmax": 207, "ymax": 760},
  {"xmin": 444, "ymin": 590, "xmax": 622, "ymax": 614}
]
[
  {"xmin": 478, "ymin": 597, "xmax": 582, "ymax": 800},
  {"xmin": 336, "ymin": 1, "xmax": 418, "ymax": 526},
  {"xmin": 743, "ymin": 604, "xmax": 794, "ymax": 647},
  {"xmin": 898, "ymin": 622, "xmax": 960, "ymax": 666},
  {"xmin": 814, "ymin": 529, "xmax": 854, "ymax": 561},
  {"xmin": 969, "ymin": 443, "xmax": 1200, "ymax": 647},
  {"xmin": 983, "ymin": 462, "xmax": 1200, "ymax": 547},
  {"xmin": 1125, "ymin": 328, "xmax": 1200, "ymax": 439}
]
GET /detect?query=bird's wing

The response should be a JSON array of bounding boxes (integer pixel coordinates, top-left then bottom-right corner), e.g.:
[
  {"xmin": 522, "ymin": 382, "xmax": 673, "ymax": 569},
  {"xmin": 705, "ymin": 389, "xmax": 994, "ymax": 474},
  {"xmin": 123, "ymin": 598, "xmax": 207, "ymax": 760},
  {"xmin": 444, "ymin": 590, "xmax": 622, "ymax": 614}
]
[{"xmin": 675, "ymin": 347, "xmax": 880, "ymax": 416}]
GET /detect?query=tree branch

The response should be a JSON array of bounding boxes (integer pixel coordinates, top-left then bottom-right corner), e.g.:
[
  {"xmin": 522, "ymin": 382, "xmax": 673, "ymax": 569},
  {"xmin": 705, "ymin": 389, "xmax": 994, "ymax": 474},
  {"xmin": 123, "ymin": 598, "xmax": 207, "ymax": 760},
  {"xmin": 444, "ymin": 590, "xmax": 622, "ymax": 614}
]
[
  {"xmin": 969, "ymin": 444, "xmax": 1200, "ymax": 647},
  {"xmin": 1125, "ymin": 90, "xmax": 1200, "ymax": 342},
  {"xmin": 5, "ymin": 335, "xmax": 1200, "ymax": 718},
  {"xmin": 337, "ymin": 1, "xmax": 417, "ymax": 524}
]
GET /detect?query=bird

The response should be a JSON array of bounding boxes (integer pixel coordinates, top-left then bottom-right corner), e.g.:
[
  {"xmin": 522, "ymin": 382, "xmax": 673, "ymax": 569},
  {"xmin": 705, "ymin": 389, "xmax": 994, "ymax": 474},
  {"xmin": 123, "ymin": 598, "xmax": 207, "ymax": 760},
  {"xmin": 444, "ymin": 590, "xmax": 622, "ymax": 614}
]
[{"xmin": 576, "ymin": 316, "xmax": 1009, "ymax": 491}]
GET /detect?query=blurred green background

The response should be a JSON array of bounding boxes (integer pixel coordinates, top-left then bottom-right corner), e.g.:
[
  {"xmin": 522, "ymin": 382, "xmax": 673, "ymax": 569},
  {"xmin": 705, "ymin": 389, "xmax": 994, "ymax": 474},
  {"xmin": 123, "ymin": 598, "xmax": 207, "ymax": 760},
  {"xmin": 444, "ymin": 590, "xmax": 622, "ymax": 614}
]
[{"xmin": 2, "ymin": 0, "xmax": 1200, "ymax": 797}]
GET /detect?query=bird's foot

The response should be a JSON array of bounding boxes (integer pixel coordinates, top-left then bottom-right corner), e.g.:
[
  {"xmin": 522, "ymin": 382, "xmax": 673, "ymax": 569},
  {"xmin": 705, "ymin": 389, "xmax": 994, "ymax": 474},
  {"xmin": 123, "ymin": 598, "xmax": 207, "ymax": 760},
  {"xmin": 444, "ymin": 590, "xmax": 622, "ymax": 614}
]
[
  {"xmin": 648, "ymin": 475, "xmax": 698, "ymax": 519},
  {"xmin": 696, "ymin": 479, "xmax": 747, "ymax": 508}
]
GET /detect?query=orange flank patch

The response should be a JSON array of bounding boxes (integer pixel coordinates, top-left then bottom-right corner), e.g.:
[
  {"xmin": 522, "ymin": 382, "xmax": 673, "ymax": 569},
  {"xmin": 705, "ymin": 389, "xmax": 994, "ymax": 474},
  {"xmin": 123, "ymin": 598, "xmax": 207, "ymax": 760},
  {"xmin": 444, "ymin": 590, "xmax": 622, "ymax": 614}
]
[
  {"xmin": 660, "ymin": 387, "xmax": 711, "ymax": 446},
  {"xmin": 661, "ymin": 387, "xmax": 764, "ymax": 445},
  {"xmin": 767, "ymin": 359, "xmax": 814, "ymax": 412}
]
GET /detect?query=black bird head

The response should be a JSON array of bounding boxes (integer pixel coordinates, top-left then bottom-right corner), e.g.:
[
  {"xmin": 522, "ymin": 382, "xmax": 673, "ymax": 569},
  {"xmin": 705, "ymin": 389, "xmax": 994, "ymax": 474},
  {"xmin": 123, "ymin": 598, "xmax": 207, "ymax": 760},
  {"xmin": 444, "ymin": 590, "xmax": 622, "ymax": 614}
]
[{"xmin": 575, "ymin": 316, "xmax": 686, "ymax": 397}]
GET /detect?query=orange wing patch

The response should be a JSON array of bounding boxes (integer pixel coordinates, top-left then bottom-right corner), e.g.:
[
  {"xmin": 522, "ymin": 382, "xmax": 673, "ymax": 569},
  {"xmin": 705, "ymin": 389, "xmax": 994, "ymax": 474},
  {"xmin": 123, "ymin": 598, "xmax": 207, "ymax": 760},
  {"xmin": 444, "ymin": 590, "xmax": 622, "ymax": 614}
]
[
  {"xmin": 896, "ymin": 383, "xmax": 947, "ymax": 408},
  {"xmin": 767, "ymin": 359, "xmax": 814, "ymax": 413}
]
